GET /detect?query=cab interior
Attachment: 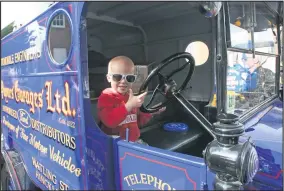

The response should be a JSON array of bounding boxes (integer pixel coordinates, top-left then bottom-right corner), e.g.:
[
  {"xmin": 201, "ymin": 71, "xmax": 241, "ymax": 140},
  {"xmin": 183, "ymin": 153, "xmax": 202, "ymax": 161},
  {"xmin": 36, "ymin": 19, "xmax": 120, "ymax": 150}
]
[{"xmin": 84, "ymin": 2, "xmax": 216, "ymax": 157}]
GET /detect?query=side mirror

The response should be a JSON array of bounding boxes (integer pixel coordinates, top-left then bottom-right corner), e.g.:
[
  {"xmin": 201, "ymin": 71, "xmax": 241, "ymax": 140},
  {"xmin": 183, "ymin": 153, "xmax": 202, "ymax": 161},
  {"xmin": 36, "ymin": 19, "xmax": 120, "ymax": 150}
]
[{"xmin": 199, "ymin": 2, "xmax": 222, "ymax": 18}]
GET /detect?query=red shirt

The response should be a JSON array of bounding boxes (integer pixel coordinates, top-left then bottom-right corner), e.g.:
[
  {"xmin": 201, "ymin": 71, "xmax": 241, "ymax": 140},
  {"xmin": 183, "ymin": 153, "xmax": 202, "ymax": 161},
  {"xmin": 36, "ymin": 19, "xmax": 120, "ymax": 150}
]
[{"xmin": 97, "ymin": 88, "xmax": 152, "ymax": 142}]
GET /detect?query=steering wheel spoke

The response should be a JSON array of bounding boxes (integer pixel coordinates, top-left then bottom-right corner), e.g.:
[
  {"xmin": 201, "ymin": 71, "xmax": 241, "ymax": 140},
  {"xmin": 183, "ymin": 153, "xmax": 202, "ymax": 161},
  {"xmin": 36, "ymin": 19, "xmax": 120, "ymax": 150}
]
[
  {"xmin": 139, "ymin": 52, "xmax": 195, "ymax": 113},
  {"xmin": 157, "ymin": 72, "xmax": 168, "ymax": 84},
  {"xmin": 166, "ymin": 62, "xmax": 189, "ymax": 79},
  {"xmin": 145, "ymin": 84, "xmax": 162, "ymax": 108}
]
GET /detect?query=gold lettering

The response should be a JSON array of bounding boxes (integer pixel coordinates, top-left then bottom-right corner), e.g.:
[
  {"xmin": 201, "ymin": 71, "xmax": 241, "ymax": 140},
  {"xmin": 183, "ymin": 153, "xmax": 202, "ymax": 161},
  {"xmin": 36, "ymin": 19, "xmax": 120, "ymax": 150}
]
[
  {"xmin": 124, "ymin": 176, "xmax": 131, "ymax": 186},
  {"xmin": 162, "ymin": 182, "xmax": 172, "ymax": 190},
  {"xmin": 154, "ymin": 177, "xmax": 162, "ymax": 190},
  {"xmin": 65, "ymin": 133, "xmax": 71, "ymax": 147},
  {"xmin": 35, "ymin": 170, "xmax": 55, "ymax": 190},
  {"xmin": 129, "ymin": 175, "xmax": 136, "ymax": 185},
  {"xmin": 32, "ymin": 157, "xmax": 57, "ymax": 185},
  {"xmin": 19, "ymin": 127, "xmax": 29, "ymax": 142},
  {"xmin": 140, "ymin": 174, "xmax": 147, "ymax": 184},
  {"xmin": 70, "ymin": 137, "xmax": 76, "ymax": 150},
  {"xmin": 25, "ymin": 91, "xmax": 30, "ymax": 104},
  {"xmin": 69, "ymin": 164, "xmax": 76, "ymax": 172},
  {"xmin": 45, "ymin": 81, "xmax": 55, "ymax": 112},
  {"xmin": 60, "ymin": 180, "xmax": 69, "ymax": 190},
  {"xmin": 49, "ymin": 145, "xmax": 81, "ymax": 177},
  {"xmin": 62, "ymin": 82, "xmax": 74, "ymax": 117},
  {"xmin": 1, "ymin": 81, "xmax": 4, "ymax": 100},
  {"xmin": 2, "ymin": 116, "xmax": 16, "ymax": 132},
  {"xmin": 1, "ymin": 80, "xmax": 14, "ymax": 103},
  {"xmin": 2, "ymin": 106, "xmax": 18, "ymax": 119},
  {"xmin": 30, "ymin": 118, "xmax": 76, "ymax": 150},
  {"xmin": 29, "ymin": 51, "xmax": 34, "ymax": 60},
  {"xmin": 14, "ymin": 52, "xmax": 18, "ymax": 63},
  {"xmin": 14, "ymin": 81, "xmax": 20, "ymax": 103},
  {"xmin": 1, "ymin": 80, "xmax": 76, "ymax": 117},
  {"xmin": 1, "ymin": 55, "xmax": 14, "ymax": 66},
  {"xmin": 9, "ymin": 47, "xmax": 41, "ymax": 65},
  {"xmin": 59, "ymin": 131, "xmax": 66, "ymax": 145},
  {"xmin": 74, "ymin": 168, "xmax": 81, "ymax": 178},
  {"xmin": 34, "ymin": 93, "xmax": 39, "ymax": 107},
  {"xmin": 12, "ymin": 80, "xmax": 42, "ymax": 113},
  {"xmin": 29, "ymin": 91, "xmax": 35, "ymax": 113},
  {"xmin": 38, "ymin": 90, "xmax": 43, "ymax": 108},
  {"xmin": 55, "ymin": 90, "xmax": 61, "ymax": 113},
  {"xmin": 63, "ymin": 159, "xmax": 69, "ymax": 169},
  {"xmin": 134, "ymin": 174, "xmax": 141, "ymax": 184},
  {"xmin": 147, "ymin": 175, "xmax": 154, "ymax": 185},
  {"xmin": 29, "ymin": 134, "xmax": 48, "ymax": 155},
  {"xmin": 123, "ymin": 174, "xmax": 176, "ymax": 190}
]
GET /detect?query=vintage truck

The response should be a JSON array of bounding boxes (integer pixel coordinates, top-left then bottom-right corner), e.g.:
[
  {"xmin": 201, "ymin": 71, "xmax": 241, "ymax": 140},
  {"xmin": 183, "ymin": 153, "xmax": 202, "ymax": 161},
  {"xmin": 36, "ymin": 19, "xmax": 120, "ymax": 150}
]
[{"xmin": 1, "ymin": 1, "xmax": 283, "ymax": 190}]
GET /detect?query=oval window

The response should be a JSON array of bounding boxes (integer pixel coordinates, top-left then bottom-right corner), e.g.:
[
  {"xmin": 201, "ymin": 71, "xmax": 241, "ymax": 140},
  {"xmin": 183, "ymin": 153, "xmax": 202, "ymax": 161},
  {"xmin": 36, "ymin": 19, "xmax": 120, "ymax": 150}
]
[
  {"xmin": 48, "ymin": 13, "xmax": 72, "ymax": 65},
  {"xmin": 185, "ymin": 41, "xmax": 209, "ymax": 66}
]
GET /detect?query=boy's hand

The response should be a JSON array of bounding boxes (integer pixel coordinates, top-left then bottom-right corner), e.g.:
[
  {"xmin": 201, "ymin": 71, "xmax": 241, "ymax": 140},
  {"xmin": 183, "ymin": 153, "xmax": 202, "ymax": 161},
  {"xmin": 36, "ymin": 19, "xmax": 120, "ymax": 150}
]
[
  {"xmin": 157, "ymin": 106, "xmax": 166, "ymax": 114},
  {"xmin": 151, "ymin": 103, "xmax": 166, "ymax": 114},
  {"xmin": 125, "ymin": 89, "xmax": 147, "ymax": 112}
]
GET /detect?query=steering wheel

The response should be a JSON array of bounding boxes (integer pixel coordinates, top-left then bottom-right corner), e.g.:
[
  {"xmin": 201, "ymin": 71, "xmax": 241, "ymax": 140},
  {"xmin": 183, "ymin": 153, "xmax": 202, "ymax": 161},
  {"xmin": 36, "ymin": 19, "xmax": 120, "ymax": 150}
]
[{"xmin": 139, "ymin": 52, "xmax": 195, "ymax": 113}]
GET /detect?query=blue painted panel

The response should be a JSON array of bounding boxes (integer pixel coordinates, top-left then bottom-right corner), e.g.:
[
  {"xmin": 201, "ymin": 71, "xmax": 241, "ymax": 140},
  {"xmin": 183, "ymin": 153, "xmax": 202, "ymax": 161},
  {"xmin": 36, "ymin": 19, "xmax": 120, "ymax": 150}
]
[
  {"xmin": 243, "ymin": 100, "xmax": 283, "ymax": 189},
  {"xmin": 1, "ymin": 2, "xmax": 282, "ymax": 191},
  {"xmin": 1, "ymin": 2, "xmax": 88, "ymax": 190},
  {"xmin": 206, "ymin": 99, "xmax": 283, "ymax": 190},
  {"xmin": 117, "ymin": 141, "xmax": 207, "ymax": 190}
]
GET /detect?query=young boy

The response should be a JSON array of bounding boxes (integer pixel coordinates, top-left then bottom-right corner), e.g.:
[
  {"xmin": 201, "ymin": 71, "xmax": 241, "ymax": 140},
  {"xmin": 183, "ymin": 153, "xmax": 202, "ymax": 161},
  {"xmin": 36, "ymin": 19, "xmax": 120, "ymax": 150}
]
[{"xmin": 97, "ymin": 56, "xmax": 163, "ymax": 143}]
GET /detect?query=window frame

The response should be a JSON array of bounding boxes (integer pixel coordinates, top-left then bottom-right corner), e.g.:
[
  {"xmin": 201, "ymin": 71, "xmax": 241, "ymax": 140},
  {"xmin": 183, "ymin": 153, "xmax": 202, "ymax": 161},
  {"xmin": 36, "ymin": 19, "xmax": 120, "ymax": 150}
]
[
  {"xmin": 51, "ymin": 14, "xmax": 66, "ymax": 28},
  {"xmin": 46, "ymin": 9, "xmax": 73, "ymax": 67},
  {"xmin": 226, "ymin": 2, "xmax": 280, "ymax": 54},
  {"xmin": 223, "ymin": 2, "xmax": 282, "ymax": 120}
]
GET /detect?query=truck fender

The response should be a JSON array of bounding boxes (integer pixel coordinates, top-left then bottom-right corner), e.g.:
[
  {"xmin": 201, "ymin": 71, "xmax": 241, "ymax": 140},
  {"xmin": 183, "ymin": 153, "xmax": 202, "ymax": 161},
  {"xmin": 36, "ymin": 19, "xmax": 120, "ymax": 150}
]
[{"xmin": 1, "ymin": 150, "xmax": 39, "ymax": 190}]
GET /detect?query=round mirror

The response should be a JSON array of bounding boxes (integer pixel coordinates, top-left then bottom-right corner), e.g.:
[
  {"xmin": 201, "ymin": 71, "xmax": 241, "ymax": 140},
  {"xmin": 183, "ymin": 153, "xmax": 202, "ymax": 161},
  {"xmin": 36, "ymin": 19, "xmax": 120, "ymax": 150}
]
[
  {"xmin": 185, "ymin": 41, "xmax": 209, "ymax": 66},
  {"xmin": 48, "ymin": 13, "xmax": 72, "ymax": 65},
  {"xmin": 199, "ymin": 2, "xmax": 222, "ymax": 18}
]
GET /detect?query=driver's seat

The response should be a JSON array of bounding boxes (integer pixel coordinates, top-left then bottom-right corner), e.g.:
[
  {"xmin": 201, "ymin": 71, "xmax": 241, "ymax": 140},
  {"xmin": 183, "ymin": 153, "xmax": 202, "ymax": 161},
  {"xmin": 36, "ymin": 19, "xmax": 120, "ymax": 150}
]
[
  {"xmin": 140, "ymin": 120, "xmax": 204, "ymax": 151},
  {"xmin": 91, "ymin": 97, "xmax": 205, "ymax": 152},
  {"xmin": 139, "ymin": 96, "xmax": 205, "ymax": 152},
  {"xmin": 140, "ymin": 118, "xmax": 203, "ymax": 151}
]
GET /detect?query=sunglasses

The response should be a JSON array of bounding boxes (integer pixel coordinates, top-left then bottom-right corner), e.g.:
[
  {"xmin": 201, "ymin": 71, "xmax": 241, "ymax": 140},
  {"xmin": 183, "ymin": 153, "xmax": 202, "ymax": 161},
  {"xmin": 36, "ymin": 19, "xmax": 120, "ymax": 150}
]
[{"xmin": 108, "ymin": 74, "xmax": 137, "ymax": 83}]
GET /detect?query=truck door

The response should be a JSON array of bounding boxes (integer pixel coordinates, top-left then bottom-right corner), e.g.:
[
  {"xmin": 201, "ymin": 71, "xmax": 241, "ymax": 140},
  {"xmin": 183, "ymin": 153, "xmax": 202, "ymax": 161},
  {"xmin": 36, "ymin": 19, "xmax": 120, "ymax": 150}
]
[{"xmin": 116, "ymin": 141, "xmax": 207, "ymax": 190}]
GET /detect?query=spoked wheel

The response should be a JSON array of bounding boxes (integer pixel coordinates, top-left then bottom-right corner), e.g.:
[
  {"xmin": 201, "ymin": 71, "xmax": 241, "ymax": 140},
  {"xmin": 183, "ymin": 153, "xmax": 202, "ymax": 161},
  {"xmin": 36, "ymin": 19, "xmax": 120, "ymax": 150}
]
[{"xmin": 139, "ymin": 52, "xmax": 195, "ymax": 113}]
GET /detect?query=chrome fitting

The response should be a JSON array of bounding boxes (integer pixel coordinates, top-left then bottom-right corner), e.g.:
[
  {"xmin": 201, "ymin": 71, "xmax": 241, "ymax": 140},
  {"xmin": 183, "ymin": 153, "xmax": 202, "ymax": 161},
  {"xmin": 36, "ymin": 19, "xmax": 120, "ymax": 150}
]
[{"xmin": 204, "ymin": 113, "xmax": 259, "ymax": 190}]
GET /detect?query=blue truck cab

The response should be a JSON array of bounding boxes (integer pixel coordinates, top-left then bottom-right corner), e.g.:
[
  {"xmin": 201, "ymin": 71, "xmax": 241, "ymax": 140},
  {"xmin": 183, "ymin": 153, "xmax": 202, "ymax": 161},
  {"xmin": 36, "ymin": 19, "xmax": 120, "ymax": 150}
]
[{"xmin": 1, "ymin": 2, "xmax": 283, "ymax": 190}]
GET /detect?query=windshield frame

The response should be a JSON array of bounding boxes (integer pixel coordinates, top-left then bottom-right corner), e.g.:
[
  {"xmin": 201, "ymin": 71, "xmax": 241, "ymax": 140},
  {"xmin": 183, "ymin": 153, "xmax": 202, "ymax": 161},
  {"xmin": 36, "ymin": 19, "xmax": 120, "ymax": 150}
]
[{"xmin": 215, "ymin": 2, "xmax": 283, "ymax": 121}]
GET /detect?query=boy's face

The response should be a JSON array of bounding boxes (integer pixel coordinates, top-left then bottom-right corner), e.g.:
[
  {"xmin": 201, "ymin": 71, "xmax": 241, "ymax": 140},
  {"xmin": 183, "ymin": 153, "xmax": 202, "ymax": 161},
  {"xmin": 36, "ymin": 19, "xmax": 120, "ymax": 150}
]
[{"xmin": 107, "ymin": 58, "xmax": 135, "ymax": 94}]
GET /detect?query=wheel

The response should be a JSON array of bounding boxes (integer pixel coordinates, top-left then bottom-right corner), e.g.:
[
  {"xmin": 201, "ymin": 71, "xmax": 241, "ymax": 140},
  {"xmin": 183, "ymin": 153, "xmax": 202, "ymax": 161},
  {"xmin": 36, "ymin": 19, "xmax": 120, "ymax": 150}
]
[
  {"xmin": 139, "ymin": 52, "xmax": 195, "ymax": 113},
  {"xmin": 1, "ymin": 163, "xmax": 13, "ymax": 190}
]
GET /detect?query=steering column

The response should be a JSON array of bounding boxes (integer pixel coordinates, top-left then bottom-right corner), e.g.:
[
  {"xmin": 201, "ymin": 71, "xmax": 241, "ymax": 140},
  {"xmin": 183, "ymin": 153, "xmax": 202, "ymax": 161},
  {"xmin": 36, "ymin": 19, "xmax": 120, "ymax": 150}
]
[{"xmin": 139, "ymin": 52, "xmax": 259, "ymax": 190}]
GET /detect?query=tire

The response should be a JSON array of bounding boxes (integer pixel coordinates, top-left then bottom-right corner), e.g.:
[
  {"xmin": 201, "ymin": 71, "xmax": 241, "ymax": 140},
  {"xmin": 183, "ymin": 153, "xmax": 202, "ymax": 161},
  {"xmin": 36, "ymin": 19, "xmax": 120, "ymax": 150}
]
[{"xmin": 1, "ymin": 163, "xmax": 13, "ymax": 190}]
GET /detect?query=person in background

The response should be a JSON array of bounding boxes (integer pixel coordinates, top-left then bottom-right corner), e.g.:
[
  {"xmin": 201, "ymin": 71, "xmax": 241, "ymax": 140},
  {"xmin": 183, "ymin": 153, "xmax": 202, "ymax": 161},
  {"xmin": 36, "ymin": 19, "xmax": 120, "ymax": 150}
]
[
  {"xmin": 227, "ymin": 53, "xmax": 247, "ymax": 92},
  {"xmin": 239, "ymin": 53, "xmax": 275, "ymax": 108},
  {"xmin": 242, "ymin": 54, "xmax": 275, "ymax": 94}
]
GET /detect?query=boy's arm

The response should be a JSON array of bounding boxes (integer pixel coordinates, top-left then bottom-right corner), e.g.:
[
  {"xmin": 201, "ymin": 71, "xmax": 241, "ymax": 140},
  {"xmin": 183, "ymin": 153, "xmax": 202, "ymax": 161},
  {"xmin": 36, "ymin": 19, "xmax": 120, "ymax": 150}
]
[
  {"xmin": 138, "ymin": 103, "xmax": 166, "ymax": 127},
  {"xmin": 98, "ymin": 95, "xmax": 128, "ymax": 128}
]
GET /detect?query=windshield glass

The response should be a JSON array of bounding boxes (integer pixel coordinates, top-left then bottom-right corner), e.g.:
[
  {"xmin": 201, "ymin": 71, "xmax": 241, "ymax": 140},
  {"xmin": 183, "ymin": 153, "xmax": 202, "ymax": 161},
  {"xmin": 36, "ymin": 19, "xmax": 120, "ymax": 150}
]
[
  {"xmin": 226, "ymin": 51, "xmax": 276, "ymax": 115},
  {"xmin": 228, "ymin": 2, "xmax": 279, "ymax": 55},
  {"xmin": 226, "ymin": 2, "xmax": 280, "ymax": 116}
]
